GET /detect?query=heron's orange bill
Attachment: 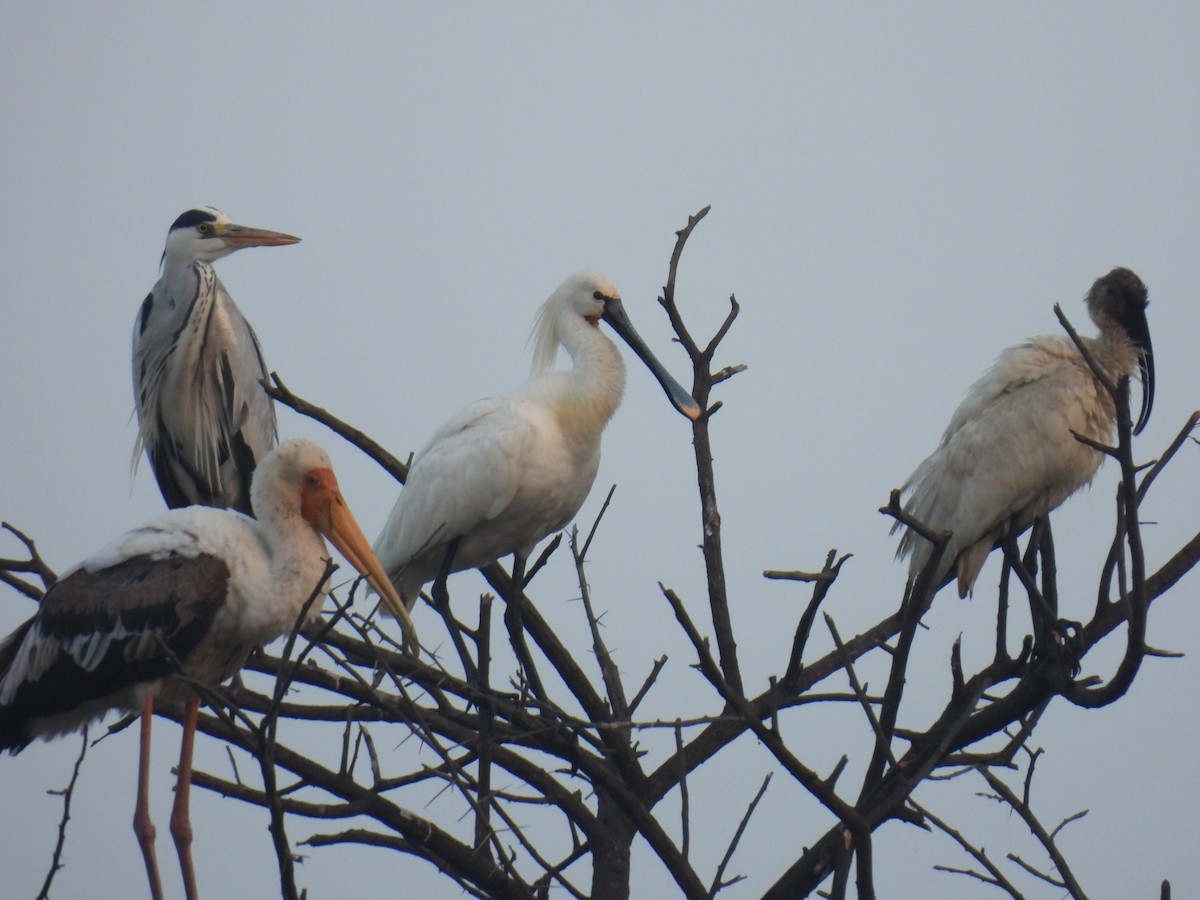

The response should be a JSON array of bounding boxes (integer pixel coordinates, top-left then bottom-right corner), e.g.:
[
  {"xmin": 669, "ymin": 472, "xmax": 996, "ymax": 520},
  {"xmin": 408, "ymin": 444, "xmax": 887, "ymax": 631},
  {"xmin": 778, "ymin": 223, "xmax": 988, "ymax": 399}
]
[
  {"xmin": 221, "ymin": 223, "xmax": 302, "ymax": 248},
  {"xmin": 323, "ymin": 494, "xmax": 420, "ymax": 649}
]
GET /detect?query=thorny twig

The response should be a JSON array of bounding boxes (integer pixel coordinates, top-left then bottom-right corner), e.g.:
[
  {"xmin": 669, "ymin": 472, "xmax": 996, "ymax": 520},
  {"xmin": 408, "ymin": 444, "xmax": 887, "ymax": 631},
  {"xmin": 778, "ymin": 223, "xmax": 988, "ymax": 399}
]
[
  {"xmin": 660, "ymin": 206, "xmax": 746, "ymax": 698},
  {"xmin": 912, "ymin": 798, "xmax": 1024, "ymax": 898},
  {"xmin": 36, "ymin": 727, "xmax": 88, "ymax": 900},
  {"xmin": 707, "ymin": 772, "xmax": 771, "ymax": 898},
  {"xmin": 977, "ymin": 766, "xmax": 1088, "ymax": 898}
]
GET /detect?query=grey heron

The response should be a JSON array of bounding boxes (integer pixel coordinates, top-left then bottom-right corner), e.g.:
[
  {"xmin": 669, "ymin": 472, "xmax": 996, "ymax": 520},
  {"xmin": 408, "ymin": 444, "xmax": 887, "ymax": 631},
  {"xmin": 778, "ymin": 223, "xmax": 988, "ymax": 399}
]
[{"xmin": 132, "ymin": 207, "xmax": 299, "ymax": 515}]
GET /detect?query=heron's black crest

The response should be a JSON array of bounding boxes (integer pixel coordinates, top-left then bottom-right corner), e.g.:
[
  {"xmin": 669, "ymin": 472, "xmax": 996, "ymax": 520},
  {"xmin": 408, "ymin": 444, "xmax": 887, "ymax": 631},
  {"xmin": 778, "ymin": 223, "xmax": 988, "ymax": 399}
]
[{"xmin": 169, "ymin": 208, "xmax": 219, "ymax": 232}]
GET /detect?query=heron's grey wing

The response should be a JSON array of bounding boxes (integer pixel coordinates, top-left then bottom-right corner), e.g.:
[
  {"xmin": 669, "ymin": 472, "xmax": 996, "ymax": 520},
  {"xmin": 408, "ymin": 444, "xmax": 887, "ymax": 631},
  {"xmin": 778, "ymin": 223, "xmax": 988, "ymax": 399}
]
[
  {"xmin": 131, "ymin": 264, "xmax": 277, "ymax": 514},
  {"xmin": 211, "ymin": 290, "xmax": 278, "ymax": 513},
  {"xmin": 133, "ymin": 279, "xmax": 206, "ymax": 509}
]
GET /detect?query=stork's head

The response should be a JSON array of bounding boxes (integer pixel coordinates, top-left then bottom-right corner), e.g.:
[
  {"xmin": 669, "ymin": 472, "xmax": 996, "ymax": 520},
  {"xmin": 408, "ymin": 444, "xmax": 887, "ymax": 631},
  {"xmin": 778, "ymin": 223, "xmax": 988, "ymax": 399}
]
[
  {"xmin": 252, "ymin": 439, "xmax": 418, "ymax": 649},
  {"xmin": 1087, "ymin": 267, "xmax": 1154, "ymax": 434},
  {"xmin": 161, "ymin": 207, "xmax": 300, "ymax": 268}
]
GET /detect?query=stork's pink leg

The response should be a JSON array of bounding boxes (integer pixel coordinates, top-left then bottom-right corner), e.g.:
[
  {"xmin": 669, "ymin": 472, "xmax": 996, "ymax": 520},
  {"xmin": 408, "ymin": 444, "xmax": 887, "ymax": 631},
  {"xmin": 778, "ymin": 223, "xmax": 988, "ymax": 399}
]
[
  {"xmin": 133, "ymin": 696, "xmax": 165, "ymax": 900},
  {"xmin": 170, "ymin": 698, "xmax": 201, "ymax": 900}
]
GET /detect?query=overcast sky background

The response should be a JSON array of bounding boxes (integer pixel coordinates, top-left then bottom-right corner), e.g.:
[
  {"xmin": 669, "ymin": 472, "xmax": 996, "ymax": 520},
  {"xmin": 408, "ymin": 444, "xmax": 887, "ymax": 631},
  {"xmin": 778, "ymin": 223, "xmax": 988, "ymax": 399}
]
[{"xmin": 3, "ymin": 5, "xmax": 1200, "ymax": 898}]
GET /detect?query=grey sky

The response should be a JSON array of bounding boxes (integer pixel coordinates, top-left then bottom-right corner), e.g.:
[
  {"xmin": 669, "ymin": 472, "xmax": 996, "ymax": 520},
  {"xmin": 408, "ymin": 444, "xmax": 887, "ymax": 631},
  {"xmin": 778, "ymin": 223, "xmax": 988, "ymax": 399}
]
[{"xmin": 2, "ymin": 5, "xmax": 1199, "ymax": 897}]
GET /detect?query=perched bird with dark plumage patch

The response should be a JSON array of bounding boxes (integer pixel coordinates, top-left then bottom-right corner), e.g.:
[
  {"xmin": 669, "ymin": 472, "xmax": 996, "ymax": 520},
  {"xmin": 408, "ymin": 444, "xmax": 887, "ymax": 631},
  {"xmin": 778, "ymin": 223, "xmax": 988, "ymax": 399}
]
[{"xmin": 0, "ymin": 439, "xmax": 415, "ymax": 900}]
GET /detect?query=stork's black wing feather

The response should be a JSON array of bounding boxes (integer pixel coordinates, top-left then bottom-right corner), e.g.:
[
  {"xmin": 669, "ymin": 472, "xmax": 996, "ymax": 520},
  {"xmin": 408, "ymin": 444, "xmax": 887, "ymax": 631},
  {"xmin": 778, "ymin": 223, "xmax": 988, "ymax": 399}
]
[{"xmin": 0, "ymin": 553, "xmax": 229, "ymax": 751}]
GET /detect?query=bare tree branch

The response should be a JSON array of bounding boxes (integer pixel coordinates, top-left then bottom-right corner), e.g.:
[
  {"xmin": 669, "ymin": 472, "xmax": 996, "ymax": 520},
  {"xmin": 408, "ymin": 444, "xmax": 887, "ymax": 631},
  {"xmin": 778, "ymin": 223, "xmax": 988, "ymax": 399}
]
[
  {"xmin": 4, "ymin": 210, "xmax": 1196, "ymax": 900},
  {"xmin": 36, "ymin": 727, "xmax": 88, "ymax": 900}
]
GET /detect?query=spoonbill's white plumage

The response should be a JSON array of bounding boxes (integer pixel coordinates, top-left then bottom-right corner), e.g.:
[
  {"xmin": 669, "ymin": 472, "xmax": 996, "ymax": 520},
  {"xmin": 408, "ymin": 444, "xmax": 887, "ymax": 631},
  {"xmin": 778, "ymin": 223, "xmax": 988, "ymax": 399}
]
[
  {"xmin": 894, "ymin": 267, "xmax": 1154, "ymax": 598},
  {"xmin": 374, "ymin": 270, "xmax": 699, "ymax": 612},
  {"xmin": 0, "ymin": 438, "xmax": 414, "ymax": 900},
  {"xmin": 133, "ymin": 207, "xmax": 299, "ymax": 515}
]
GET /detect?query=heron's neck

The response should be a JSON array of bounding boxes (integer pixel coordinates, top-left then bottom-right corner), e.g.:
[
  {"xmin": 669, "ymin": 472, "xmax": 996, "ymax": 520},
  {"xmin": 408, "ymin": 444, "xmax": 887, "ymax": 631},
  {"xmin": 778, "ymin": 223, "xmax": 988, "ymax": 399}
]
[{"xmin": 161, "ymin": 251, "xmax": 213, "ymax": 284}]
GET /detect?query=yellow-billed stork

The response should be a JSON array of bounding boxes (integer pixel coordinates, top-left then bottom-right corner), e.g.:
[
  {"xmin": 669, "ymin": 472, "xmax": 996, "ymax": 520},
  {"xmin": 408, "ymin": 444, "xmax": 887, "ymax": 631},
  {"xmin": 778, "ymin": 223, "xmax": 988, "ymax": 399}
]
[{"xmin": 0, "ymin": 438, "xmax": 415, "ymax": 900}]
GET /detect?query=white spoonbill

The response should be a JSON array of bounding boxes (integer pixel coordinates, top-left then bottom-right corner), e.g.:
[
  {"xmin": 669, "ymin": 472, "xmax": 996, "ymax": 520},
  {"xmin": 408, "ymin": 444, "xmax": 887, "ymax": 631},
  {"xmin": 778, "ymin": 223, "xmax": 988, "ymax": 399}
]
[
  {"xmin": 0, "ymin": 438, "xmax": 414, "ymax": 900},
  {"xmin": 374, "ymin": 270, "xmax": 700, "ymax": 615},
  {"xmin": 133, "ymin": 207, "xmax": 299, "ymax": 515},
  {"xmin": 894, "ymin": 267, "xmax": 1154, "ymax": 598}
]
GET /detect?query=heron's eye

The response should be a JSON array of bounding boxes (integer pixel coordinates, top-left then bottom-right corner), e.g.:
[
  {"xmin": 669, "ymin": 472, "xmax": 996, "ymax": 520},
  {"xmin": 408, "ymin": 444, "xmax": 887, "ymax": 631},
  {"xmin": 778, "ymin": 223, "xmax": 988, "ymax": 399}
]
[{"xmin": 196, "ymin": 223, "xmax": 213, "ymax": 235}]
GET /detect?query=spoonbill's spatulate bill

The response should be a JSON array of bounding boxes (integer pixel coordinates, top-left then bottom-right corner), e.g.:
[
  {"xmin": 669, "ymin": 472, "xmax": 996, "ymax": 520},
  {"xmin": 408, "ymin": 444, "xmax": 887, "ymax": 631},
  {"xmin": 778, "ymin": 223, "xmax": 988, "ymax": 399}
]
[{"xmin": 0, "ymin": 438, "xmax": 414, "ymax": 900}]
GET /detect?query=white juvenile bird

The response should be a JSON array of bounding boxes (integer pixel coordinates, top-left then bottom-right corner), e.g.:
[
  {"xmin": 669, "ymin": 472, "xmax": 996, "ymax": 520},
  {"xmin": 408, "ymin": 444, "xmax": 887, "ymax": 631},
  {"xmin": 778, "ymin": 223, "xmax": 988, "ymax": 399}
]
[
  {"xmin": 894, "ymin": 267, "xmax": 1154, "ymax": 598},
  {"xmin": 0, "ymin": 439, "xmax": 414, "ymax": 900},
  {"xmin": 374, "ymin": 270, "xmax": 699, "ymax": 614},
  {"xmin": 133, "ymin": 207, "xmax": 299, "ymax": 514}
]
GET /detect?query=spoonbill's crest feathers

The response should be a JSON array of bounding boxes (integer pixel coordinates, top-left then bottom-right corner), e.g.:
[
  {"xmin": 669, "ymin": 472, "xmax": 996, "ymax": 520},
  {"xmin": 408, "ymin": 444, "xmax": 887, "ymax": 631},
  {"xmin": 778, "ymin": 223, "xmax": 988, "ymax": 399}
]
[{"xmin": 530, "ymin": 270, "xmax": 621, "ymax": 375}]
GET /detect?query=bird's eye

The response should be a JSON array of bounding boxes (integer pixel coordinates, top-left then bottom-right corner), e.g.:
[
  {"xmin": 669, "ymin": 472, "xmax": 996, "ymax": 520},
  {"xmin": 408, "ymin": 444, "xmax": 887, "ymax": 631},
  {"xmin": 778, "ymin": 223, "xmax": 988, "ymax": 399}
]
[
  {"xmin": 593, "ymin": 291, "xmax": 604, "ymax": 301},
  {"xmin": 196, "ymin": 223, "xmax": 212, "ymax": 235},
  {"xmin": 304, "ymin": 474, "xmax": 320, "ymax": 488}
]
